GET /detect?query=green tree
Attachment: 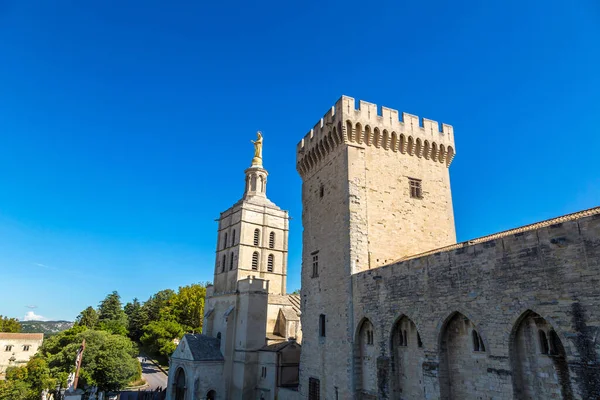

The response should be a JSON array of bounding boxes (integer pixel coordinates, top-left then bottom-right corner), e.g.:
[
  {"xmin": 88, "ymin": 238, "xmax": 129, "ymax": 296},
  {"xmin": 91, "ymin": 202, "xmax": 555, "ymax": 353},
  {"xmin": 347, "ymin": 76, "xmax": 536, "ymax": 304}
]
[
  {"xmin": 142, "ymin": 289, "xmax": 175, "ymax": 323},
  {"xmin": 140, "ymin": 320, "xmax": 183, "ymax": 358},
  {"xmin": 0, "ymin": 379, "xmax": 31, "ymax": 400},
  {"xmin": 40, "ymin": 328, "xmax": 140, "ymax": 392},
  {"xmin": 124, "ymin": 298, "xmax": 147, "ymax": 341},
  {"xmin": 169, "ymin": 283, "xmax": 206, "ymax": 331},
  {"xmin": 74, "ymin": 306, "xmax": 99, "ymax": 328},
  {"xmin": 0, "ymin": 315, "xmax": 22, "ymax": 333},
  {"xmin": 97, "ymin": 291, "xmax": 128, "ymax": 336}
]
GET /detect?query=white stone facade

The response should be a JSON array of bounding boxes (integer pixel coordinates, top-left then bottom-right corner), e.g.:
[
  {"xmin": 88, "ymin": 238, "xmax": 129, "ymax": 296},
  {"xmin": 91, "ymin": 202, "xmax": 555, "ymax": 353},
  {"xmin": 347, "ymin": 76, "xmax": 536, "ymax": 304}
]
[{"xmin": 0, "ymin": 333, "xmax": 44, "ymax": 378}]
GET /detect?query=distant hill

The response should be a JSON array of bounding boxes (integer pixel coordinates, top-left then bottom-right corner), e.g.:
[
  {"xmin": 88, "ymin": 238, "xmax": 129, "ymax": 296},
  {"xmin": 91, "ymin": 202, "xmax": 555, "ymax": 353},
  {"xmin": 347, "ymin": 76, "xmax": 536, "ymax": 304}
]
[{"xmin": 20, "ymin": 320, "xmax": 74, "ymax": 336}]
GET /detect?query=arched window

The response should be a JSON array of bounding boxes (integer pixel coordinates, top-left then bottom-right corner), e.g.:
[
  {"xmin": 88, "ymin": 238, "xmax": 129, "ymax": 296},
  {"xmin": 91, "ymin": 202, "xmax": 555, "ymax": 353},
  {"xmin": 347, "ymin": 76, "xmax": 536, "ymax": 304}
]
[
  {"xmin": 549, "ymin": 330, "xmax": 561, "ymax": 355},
  {"xmin": 252, "ymin": 252, "xmax": 259, "ymax": 270},
  {"xmin": 254, "ymin": 229, "xmax": 260, "ymax": 246},
  {"xmin": 229, "ymin": 252, "xmax": 234, "ymax": 270},
  {"xmin": 231, "ymin": 229, "xmax": 236, "ymax": 246},
  {"xmin": 223, "ymin": 233, "xmax": 228, "ymax": 249},
  {"xmin": 539, "ymin": 330, "xmax": 549, "ymax": 354},
  {"xmin": 267, "ymin": 254, "xmax": 274, "ymax": 272},
  {"xmin": 221, "ymin": 254, "xmax": 226, "ymax": 272},
  {"xmin": 403, "ymin": 330, "xmax": 408, "ymax": 346},
  {"xmin": 269, "ymin": 232, "xmax": 275, "ymax": 249},
  {"xmin": 398, "ymin": 330, "xmax": 404, "ymax": 347}
]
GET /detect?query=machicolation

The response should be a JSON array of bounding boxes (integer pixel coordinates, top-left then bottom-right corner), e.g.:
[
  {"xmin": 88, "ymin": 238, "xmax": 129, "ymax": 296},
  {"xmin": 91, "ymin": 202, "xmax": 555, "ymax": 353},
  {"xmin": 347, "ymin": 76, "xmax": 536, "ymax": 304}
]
[{"xmin": 296, "ymin": 95, "xmax": 456, "ymax": 177}]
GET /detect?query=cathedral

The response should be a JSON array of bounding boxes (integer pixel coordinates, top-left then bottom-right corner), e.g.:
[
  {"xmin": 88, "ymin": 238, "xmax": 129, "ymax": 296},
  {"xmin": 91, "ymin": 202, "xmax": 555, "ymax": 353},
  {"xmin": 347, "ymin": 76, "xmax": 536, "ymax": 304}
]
[
  {"xmin": 167, "ymin": 95, "xmax": 600, "ymax": 400},
  {"xmin": 166, "ymin": 132, "xmax": 301, "ymax": 400}
]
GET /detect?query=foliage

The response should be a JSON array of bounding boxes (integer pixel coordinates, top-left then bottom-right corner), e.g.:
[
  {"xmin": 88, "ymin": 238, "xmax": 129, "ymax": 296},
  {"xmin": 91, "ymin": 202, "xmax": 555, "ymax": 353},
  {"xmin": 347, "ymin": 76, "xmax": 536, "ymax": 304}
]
[
  {"xmin": 41, "ymin": 328, "xmax": 140, "ymax": 392},
  {"xmin": 124, "ymin": 298, "xmax": 147, "ymax": 341},
  {"xmin": 97, "ymin": 291, "xmax": 128, "ymax": 336},
  {"xmin": 141, "ymin": 289, "xmax": 175, "ymax": 323},
  {"xmin": 0, "ymin": 315, "xmax": 22, "ymax": 333},
  {"xmin": 0, "ymin": 358, "xmax": 55, "ymax": 400},
  {"xmin": 140, "ymin": 320, "xmax": 183, "ymax": 358},
  {"xmin": 168, "ymin": 283, "xmax": 206, "ymax": 331},
  {"xmin": 75, "ymin": 306, "xmax": 98, "ymax": 328}
]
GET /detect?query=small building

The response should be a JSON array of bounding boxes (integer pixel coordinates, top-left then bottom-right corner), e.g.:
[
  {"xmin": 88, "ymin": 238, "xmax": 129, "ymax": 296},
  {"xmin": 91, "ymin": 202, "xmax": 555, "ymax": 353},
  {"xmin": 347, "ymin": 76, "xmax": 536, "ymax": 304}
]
[{"xmin": 0, "ymin": 332, "xmax": 44, "ymax": 378}]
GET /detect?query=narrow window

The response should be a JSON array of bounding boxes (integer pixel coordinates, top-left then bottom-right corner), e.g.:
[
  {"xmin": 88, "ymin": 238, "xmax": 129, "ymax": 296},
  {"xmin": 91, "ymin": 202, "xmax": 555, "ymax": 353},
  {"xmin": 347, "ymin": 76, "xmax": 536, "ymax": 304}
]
[
  {"xmin": 319, "ymin": 184, "xmax": 324, "ymax": 198},
  {"xmin": 216, "ymin": 332, "xmax": 221, "ymax": 342},
  {"xmin": 5, "ymin": 345, "xmax": 12, "ymax": 352},
  {"xmin": 222, "ymin": 254, "xmax": 226, "ymax": 272},
  {"xmin": 23, "ymin": 345, "xmax": 30, "ymax": 351},
  {"xmin": 319, "ymin": 314, "xmax": 326, "ymax": 337},
  {"xmin": 539, "ymin": 330, "xmax": 549, "ymax": 354},
  {"xmin": 398, "ymin": 330, "xmax": 404, "ymax": 347},
  {"xmin": 231, "ymin": 229, "xmax": 236, "ymax": 245},
  {"xmin": 252, "ymin": 252, "xmax": 259, "ymax": 270},
  {"xmin": 403, "ymin": 330, "xmax": 408, "ymax": 346},
  {"xmin": 549, "ymin": 330, "xmax": 561, "ymax": 355},
  {"xmin": 417, "ymin": 332, "xmax": 423, "ymax": 348},
  {"xmin": 229, "ymin": 252, "xmax": 234, "ymax": 270},
  {"xmin": 308, "ymin": 377, "xmax": 320, "ymax": 400},
  {"xmin": 267, "ymin": 254, "xmax": 274, "ymax": 272},
  {"xmin": 409, "ymin": 178, "xmax": 422, "ymax": 199},
  {"xmin": 269, "ymin": 231, "xmax": 275, "ymax": 249},
  {"xmin": 472, "ymin": 330, "xmax": 480, "ymax": 351},
  {"xmin": 367, "ymin": 330, "xmax": 374, "ymax": 345},
  {"xmin": 254, "ymin": 229, "xmax": 260, "ymax": 246},
  {"xmin": 223, "ymin": 232, "xmax": 228, "ymax": 249},
  {"xmin": 312, "ymin": 253, "xmax": 319, "ymax": 278}
]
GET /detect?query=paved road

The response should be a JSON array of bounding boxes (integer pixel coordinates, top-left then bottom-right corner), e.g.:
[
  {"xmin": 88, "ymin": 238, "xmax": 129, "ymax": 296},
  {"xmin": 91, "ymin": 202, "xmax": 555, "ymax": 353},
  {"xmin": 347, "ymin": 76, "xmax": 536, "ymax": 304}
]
[{"xmin": 138, "ymin": 356, "xmax": 168, "ymax": 390}]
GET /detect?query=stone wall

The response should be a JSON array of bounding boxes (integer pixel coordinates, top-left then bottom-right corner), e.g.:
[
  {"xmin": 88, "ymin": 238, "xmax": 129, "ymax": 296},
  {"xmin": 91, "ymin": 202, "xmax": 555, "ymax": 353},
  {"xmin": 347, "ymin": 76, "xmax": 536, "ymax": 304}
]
[{"xmin": 351, "ymin": 210, "xmax": 600, "ymax": 399}]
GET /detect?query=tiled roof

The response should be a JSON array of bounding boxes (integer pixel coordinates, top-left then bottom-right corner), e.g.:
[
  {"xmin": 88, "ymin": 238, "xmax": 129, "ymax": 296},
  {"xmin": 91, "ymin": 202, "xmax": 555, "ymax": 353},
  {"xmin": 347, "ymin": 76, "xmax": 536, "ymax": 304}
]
[
  {"xmin": 184, "ymin": 334, "xmax": 224, "ymax": 362},
  {"xmin": 396, "ymin": 206, "xmax": 600, "ymax": 263},
  {"xmin": 260, "ymin": 340, "xmax": 301, "ymax": 352},
  {"xmin": 0, "ymin": 333, "xmax": 44, "ymax": 340}
]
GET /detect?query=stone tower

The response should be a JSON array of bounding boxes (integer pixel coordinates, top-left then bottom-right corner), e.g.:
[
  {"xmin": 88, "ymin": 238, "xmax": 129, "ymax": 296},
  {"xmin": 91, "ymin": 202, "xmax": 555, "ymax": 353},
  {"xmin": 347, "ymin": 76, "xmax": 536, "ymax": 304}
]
[
  {"xmin": 213, "ymin": 135, "xmax": 289, "ymax": 295},
  {"xmin": 295, "ymin": 96, "xmax": 457, "ymax": 398}
]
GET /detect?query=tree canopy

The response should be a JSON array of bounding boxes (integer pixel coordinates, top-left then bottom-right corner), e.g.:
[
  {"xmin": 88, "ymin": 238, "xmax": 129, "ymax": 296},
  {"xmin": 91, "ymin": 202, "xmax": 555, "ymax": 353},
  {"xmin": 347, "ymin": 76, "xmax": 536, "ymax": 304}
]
[
  {"xmin": 0, "ymin": 315, "xmax": 22, "ymax": 333},
  {"xmin": 75, "ymin": 306, "xmax": 98, "ymax": 329}
]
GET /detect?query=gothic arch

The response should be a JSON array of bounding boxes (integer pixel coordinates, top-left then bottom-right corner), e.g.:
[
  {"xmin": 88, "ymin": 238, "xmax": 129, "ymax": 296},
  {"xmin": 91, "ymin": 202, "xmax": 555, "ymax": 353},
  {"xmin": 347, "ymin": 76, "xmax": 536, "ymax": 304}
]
[
  {"xmin": 354, "ymin": 317, "xmax": 377, "ymax": 398},
  {"xmin": 390, "ymin": 315, "xmax": 425, "ymax": 399},
  {"xmin": 438, "ymin": 312, "xmax": 488, "ymax": 400},
  {"xmin": 509, "ymin": 310, "xmax": 573, "ymax": 399},
  {"xmin": 173, "ymin": 367, "xmax": 186, "ymax": 400}
]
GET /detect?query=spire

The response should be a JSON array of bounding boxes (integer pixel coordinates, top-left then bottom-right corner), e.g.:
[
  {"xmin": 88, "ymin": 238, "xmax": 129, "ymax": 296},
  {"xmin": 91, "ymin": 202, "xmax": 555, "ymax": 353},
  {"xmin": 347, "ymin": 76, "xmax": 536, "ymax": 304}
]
[{"xmin": 244, "ymin": 132, "xmax": 268, "ymax": 198}]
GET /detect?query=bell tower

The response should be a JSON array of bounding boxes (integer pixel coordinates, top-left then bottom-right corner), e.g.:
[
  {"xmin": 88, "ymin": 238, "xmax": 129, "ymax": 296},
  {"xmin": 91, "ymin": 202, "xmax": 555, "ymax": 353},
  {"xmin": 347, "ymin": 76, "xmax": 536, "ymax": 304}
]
[{"xmin": 212, "ymin": 132, "xmax": 289, "ymax": 295}]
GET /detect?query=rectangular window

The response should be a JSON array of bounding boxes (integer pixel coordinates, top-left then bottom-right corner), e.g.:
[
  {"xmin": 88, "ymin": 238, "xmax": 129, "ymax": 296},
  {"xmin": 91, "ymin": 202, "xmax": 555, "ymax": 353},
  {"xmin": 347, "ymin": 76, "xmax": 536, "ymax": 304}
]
[
  {"xmin": 312, "ymin": 252, "xmax": 319, "ymax": 278},
  {"xmin": 23, "ymin": 345, "xmax": 30, "ymax": 351},
  {"xmin": 5, "ymin": 345, "xmax": 13, "ymax": 352},
  {"xmin": 319, "ymin": 314, "xmax": 326, "ymax": 337},
  {"xmin": 409, "ymin": 178, "xmax": 422, "ymax": 199},
  {"xmin": 308, "ymin": 377, "xmax": 321, "ymax": 400}
]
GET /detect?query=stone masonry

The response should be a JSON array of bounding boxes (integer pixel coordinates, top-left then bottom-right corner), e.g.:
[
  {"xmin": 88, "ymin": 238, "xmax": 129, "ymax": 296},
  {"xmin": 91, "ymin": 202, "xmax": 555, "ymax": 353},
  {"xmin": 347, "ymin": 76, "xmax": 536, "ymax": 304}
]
[{"xmin": 296, "ymin": 95, "xmax": 600, "ymax": 399}]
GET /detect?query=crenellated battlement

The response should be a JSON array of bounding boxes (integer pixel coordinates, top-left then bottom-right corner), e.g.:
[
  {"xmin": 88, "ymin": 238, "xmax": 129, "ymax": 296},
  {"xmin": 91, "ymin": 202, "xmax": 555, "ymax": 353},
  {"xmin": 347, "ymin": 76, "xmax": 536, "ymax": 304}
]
[{"xmin": 296, "ymin": 95, "xmax": 456, "ymax": 178}]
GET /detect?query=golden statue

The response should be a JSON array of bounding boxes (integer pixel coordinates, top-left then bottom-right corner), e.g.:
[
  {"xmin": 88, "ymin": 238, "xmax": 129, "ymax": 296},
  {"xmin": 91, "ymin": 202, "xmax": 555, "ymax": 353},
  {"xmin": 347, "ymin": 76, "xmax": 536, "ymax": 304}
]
[{"xmin": 251, "ymin": 131, "xmax": 263, "ymax": 166}]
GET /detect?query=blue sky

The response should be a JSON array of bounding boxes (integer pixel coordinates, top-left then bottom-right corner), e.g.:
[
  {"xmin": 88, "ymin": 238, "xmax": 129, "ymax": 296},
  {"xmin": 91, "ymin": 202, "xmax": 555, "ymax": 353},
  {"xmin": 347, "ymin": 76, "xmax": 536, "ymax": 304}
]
[{"xmin": 1, "ymin": 1, "xmax": 599, "ymax": 321}]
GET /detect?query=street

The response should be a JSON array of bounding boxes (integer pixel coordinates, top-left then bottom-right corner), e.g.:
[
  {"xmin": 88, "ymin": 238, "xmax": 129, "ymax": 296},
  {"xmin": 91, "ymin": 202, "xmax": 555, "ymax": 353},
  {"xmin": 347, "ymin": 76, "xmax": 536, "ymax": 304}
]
[{"xmin": 119, "ymin": 357, "xmax": 168, "ymax": 400}]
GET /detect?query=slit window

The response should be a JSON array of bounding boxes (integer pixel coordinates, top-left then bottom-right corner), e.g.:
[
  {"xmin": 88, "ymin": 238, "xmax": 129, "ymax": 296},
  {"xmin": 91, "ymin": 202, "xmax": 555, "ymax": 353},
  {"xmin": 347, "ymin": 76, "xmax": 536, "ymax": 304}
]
[
  {"xmin": 269, "ymin": 231, "xmax": 275, "ymax": 249},
  {"xmin": 312, "ymin": 253, "xmax": 319, "ymax": 278},
  {"xmin": 252, "ymin": 252, "xmax": 259, "ymax": 270},
  {"xmin": 221, "ymin": 254, "xmax": 226, "ymax": 272},
  {"xmin": 367, "ymin": 330, "xmax": 374, "ymax": 345},
  {"xmin": 549, "ymin": 330, "xmax": 561, "ymax": 355},
  {"xmin": 254, "ymin": 229, "xmax": 260, "ymax": 246},
  {"xmin": 231, "ymin": 229, "xmax": 236, "ymax": 245},
  {"xmin": 319, "ymin": 314, "xmax": 326, "ymax": 337},
  {"xmin": 4, "ymin": 345, "xmax": 12, "ymax": 352},
  {"xmin": 472, "ymin": 330, "xmax": 485, "ymax": 352},
  {"xmin": 229, "ymin": 252, "xmax": 234, "ymax": 270},
  {"xmin": 417, "ymin": 332, "xmax": 423, "ymax": 348},
  {"xmin": 308, "ymin": 377, "xmax": 320, "ymax": 400},
  {"xmin": 539, "ymin": 330, "xmax": 549, "ymax": 354},
  {"xmin": 22, "ymin": 345, "xmax": 30, "ymax": 351},
  {"xmin": 267, "ymin": 254, "xmax": 274, "ymax": 272},
  {"xmin": 409, "ymin": 178, "xmax": 422, "ymax": 199},
  {"xmin": 223, "ymin": 233, "xmax": 228, "ymax": 249}
]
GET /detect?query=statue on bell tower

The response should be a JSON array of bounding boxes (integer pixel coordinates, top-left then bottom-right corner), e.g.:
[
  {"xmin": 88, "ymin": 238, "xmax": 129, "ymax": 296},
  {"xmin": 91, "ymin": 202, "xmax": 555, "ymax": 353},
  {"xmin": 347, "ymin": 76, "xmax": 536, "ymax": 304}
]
[{"xmin": 251, "ymin": 131, "xmax": 263, "ymax": 166}]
